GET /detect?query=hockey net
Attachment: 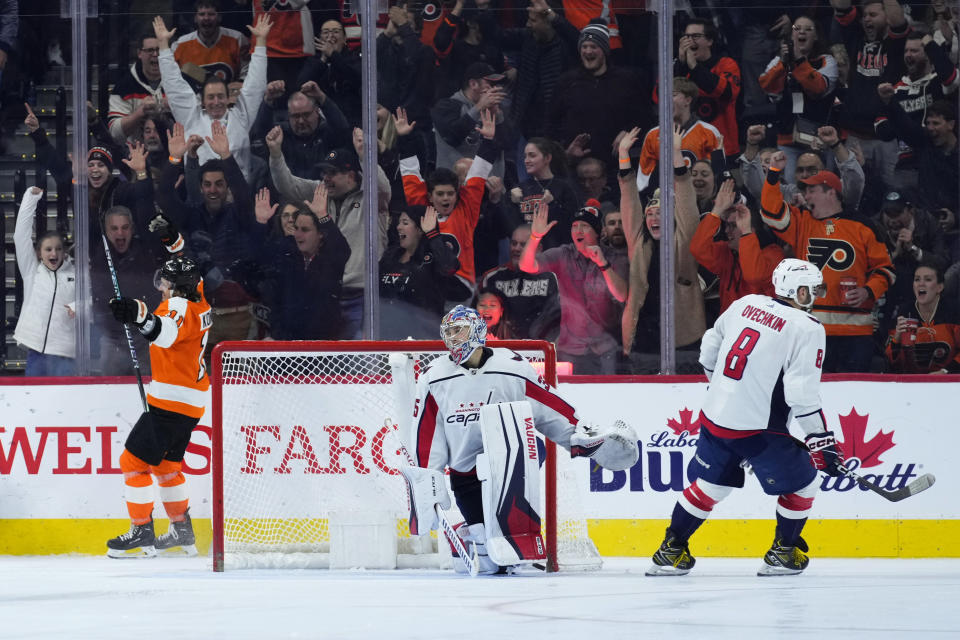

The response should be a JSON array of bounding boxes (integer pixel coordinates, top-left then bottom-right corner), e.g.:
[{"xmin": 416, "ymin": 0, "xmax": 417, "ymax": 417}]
[{"xmin": 211, "ymin": 340, "xmax": 602, "ymax": 572}]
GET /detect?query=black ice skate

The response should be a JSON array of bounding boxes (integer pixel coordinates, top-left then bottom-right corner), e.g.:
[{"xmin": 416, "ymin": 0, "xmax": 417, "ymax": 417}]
[
  {"xmin": 155, "ymin": 509, "xmax": 198, "ymax": 557},
  {"xmin": 758, "ymin": 536, "xmax": 809, "ymax": 576},
  {"xmin": 646, "ymin": 529, "xmax": 696, "ymax": 576},
  {"xmin": 106, "ymin": 519, "xmax": 156, "ymax": 558}
]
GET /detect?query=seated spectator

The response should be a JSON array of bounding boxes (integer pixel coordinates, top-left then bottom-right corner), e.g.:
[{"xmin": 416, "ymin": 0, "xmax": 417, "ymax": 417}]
[
  {"xmin": 432, "ymin": 61, "xmax": 512, "ymax": 177},
  {"xmin": 690, "ymin": 158, "xmax": 717, "ymax": 213},
  {"xmin": 171, "ymin": 0, "xmax": 249, "ymax": 85},
  {"xmin": 509, "ymin": 137, "xmax": 580, "ymax": 250},
  {"xmin": 520, "ymin": 200, "xmax": 628, "ymax": 375},
  {"xmin": 876, "ymin": 97, "xmax": 959, "ymax": 213},
  {"xmin": 875, "ymin": 31, "xmax": 959, "ymax": 191},
  {"xmin": 690, "ymin": 179, "xmax": 784, "ymax": 314},
  {"xmin": 575, "ymin": 157, "xmax": 614, "ymax": 204},
  {"xmin": 547, "ymin": 19, "xmax": 652, "ymax": 170},
  {"xmin": 481, "ymin": 224, "xmax": 561, "ymax": 340},
  {"xmin": 477, "ymin": 288, "xmax": 517, "ymax": 340},
  {"xmin": 397, "ymin": 106, "xmax": 496, "ymax": 302},
  {"xmin": 619, "ymin": 126, "xmax": 706, "ymax": 374},
  {"xmin": 156, "ymin": 121, "xmax": 270, "ymax": 353},
  {"xmin": 14, "ymin": 187, "xmax": 75, "ymax": 376},
  {"xmin": 885, "ymin": 259, "xmax": 960, "ymax": 373},
  {"xmin": 742, "ymin": 124, "xmax": 865, "ymax": 212},
  {"xmin": 758, "ymin": 15, "xmax": 838, "ymax": 183},
  {"xmin": 379, "ymin": 205, "xmax": 460, "ymax": 339},
  {"xmin": 673, "ymin": 18, "xmax": 741, "ymax": 157},
  {"xmin": 267, "ymin": 128, "xmax": 391, "ymax": 339},
  {"xmin": 761, "ymin": 162, "xmax": 895, "ymax": 373},
  {"xmin": 637, "ymin": 77, "xmax": 723, "ymax": 193},
  {"xmin": 154, "ymin": 14, "xmax": 272, "ymax": 179},
  {"xmin": 297, "ymin": 19, "xmax": 362, "ymax": 126},
  {"xmin": 260, "ymin": 184, "xmax": 351, "ymax": 340},
  {"xmin": 90, "ymin": 206, "xmax": 160, "ymax": 376},
  {"xmin": 108, "ymin": 30, "xmax": 167, "ymax": 145}
]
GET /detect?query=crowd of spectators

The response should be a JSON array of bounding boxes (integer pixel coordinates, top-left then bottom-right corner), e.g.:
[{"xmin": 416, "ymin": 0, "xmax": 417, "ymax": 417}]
[{"xmin": 9, "ymin": 0, "xmax": 960, "ymax": 377}]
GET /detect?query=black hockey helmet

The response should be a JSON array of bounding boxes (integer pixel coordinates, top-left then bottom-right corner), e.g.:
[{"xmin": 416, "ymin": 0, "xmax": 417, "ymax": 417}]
[{"xmin": 159, "ymin": 255, "xmax": 202, "ymax": 301}]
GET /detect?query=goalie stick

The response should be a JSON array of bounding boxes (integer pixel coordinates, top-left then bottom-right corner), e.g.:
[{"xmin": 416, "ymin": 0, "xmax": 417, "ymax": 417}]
[
  {"xmin": 387, "ymin": 354, "xmax": 479, "ymax": 576},
  {"xmin": 839, "ymin": 464, "xmax": 936, "ymax": 502}
]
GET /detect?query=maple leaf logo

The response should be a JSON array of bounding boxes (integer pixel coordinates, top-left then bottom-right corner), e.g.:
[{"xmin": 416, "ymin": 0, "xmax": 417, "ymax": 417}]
[
  {"xmin": 667, "ymin": 407, "xmax": 700, "ymax": 435},
  {"xmin": 836, "ymin": 408, "xmax": 895, "ymax": 468}
]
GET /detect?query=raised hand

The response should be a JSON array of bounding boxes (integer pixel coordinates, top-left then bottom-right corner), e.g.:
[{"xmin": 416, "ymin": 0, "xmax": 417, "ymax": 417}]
[
  {"xmin": 122, "ymin": 140, "xmax": 148, "ymax": 174},
  {"xmin": 186, "ymin": 134, "xmax": 205, "ymax": 158},
  {"xmin": 531, "ymin": 199, "xmax": 556, "ymax": 238},
  {"xmin": 567, "ymin": 133, "xmax": 592, "ymax": 159},
  {"xmin": 393, "ymin": 107, "xmax": 416, "ymax": 136},
  {"xmin": 24, "ymin": 102, "xmax": 39, "ymax": 133},
  {"xmin": 265, "ymin": 125, "xmax": 284, "ymax": 157},
  {"xmin": 422, "ymin": 205, "xmax": 438, "ymax": 233},
  {"xmin": 618, "ymin": 126, "xmax": 641, "ymax": 156},
  {"xmin": 583, "ymin": 244, "xmax": 607, "ymax": 267},
  {"xmin": 477, "ymin": 108, "xmax": 496, "ymax": 140},
  {"xmin": 770, "ymin": 150, "xmax": 788, "ymax": 173},
  {"xmin": 712, "ymin": 179, "xmax": 737, "ymax": 217},
  {"xmin": 167, "ymin": 122, "xmax": 187, "ymax": 159},
  {"xmin": 817, "ymin": 125, "xmax": 840, "ymax": 148},
  {"xmin": 300, "ymin": 80, "xmax": 326, "ymax": 104},
  {"xmin": 877, "ymin": 82, "xmax": 895, "ymax": 104},
  {"xmin": 248, "ymin": 13, "xmax": 273, "ymax": 45},
  {"xmin": 205, "ymin": 119, "xmax": 231, "ymax": 159},
  {"xmin": 303, "ymin": 182, "xmax": 329, "ymax": 217},
  {"xmin": 745, "ymin": 123, "xmax": 766, "ymax": 146},
  {"xmin": 152, "ymin": 15, "xmax": 176, "ymax": 48},
  {"xmin": 264, "ymin": 80, "xmax": 286, "ymax": 104},
  {"xmin": 255, "ymin": 187, "xmax": 278, "ymax": 224},
  {"xmin": 673, "ymin": 123, "xmax": 684, "ymax": 151}
]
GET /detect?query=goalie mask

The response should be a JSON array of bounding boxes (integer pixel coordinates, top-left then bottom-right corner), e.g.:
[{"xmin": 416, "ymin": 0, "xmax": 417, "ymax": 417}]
[
  {"xmin": 441, "ymin": 305, "xmax": 487, "ymax": 365},
  {"xmin": 159, "ymin": 255, "xmax": 202, "ymax": 301},
  {"xmin": 772, "ymin": 258, "xmax": 826, "ymax": 309}
]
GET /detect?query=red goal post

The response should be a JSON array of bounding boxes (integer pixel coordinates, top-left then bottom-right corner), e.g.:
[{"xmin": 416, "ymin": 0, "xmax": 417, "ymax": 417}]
[{"xmin": 210, "ymin": 340, "xmax": 600, "ymax": 572}]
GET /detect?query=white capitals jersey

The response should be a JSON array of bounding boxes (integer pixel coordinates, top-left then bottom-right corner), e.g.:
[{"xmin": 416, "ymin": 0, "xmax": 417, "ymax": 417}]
[
  {"xmin": 411, "ymin": 348, "xmax": 580, "ymax": 472},
  {"xmin": 699, "ymin": 294, "xmax": 827, "ymax": 435}
]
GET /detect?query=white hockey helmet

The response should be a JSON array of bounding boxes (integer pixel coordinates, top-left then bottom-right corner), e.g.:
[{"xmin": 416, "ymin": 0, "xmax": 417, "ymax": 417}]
[
  {"xmin": 772, "ymin": 258, "xmax": 826, "ymax": 309},
  {"xmin": 441, "ymin": 305, "xmax": 487, "ymax": 364}
]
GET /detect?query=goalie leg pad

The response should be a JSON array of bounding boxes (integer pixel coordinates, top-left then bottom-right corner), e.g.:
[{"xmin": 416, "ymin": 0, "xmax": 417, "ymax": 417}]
[
  {"xmin": 399, "ymin": 466, "xmax": 451, "ymax": 536},
  {"xmin": 570, "ymin": 420, "xmax": 640, "ymax": 471},
  {"xmin": 476, "ymin": 402, "xmax": 546, "ymax": 567}
]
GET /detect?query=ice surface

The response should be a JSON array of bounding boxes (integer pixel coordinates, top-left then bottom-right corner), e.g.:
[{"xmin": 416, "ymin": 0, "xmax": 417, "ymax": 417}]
[{"xmin": 1, "ymin": 556, "xmax": 957, "ymax": 639}]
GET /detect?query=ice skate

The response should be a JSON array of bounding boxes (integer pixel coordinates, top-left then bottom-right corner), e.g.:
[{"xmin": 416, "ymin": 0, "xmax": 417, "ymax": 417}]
[
  {"xmin": 646, "ymin": 529, "xmax": 695, "ymax": 576},
  {"xmin": 758, "ymin": 536, "xmax": 809, "ymax": 576},
  {"xmin": 107, "ymin": 519, "xmax": 156, "ymax": 558},
  {"xmin": 155, "ymin": 510, "xmax": 198, "ymax": 557}
]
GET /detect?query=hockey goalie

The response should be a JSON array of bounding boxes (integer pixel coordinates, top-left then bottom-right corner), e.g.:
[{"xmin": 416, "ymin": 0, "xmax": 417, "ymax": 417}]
[{"xmin": 399, "ymin": 305, "xmax": 639, "ymax": 575}]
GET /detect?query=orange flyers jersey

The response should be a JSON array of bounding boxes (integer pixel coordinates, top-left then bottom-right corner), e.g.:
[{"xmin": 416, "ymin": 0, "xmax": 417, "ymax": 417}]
[
  {"xmin": 172, "ymin": 29, "xmax": 248, "ymax": 84},
  {"xmin": 761, "ymin": 172, "xmax": 895, "ymax": 336},
  {"xmin": 147, "ymin": 282, "xmax": 212, "ymax": 419},
  {"xmin": 637, "ymin": 121, "xmax": 722, "ymax": 192},
  {"xmin": 400, "ymin": 155, "xmax": 490, "ymax": 287},
  {"xmin": 885, "ymin": 305, "xmax": 960, "ymax": 373},
  {"xmin": 561, "ymin": 0, "xmax": 622, "ymax": 49},
  {"xmin": 253, "ymin": 0, "xmax": 314, "ymax": 58}
]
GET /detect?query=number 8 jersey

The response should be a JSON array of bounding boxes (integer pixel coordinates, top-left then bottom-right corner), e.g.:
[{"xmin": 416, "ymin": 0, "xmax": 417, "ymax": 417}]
[
  {"xmin": 146, "ymin": 281, "xmax": 212, "ymax": 420},
  {"xmin": 698, "ymin": 293, "xmax": 826, "ymax": 436}
]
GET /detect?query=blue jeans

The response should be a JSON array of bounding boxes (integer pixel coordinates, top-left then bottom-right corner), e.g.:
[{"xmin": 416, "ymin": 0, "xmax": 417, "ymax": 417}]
[
  {"xmin": 26, "ymin": 350, "xmax": 76, "ymax": 377},
  {"xmin": 340, "ymin": 295, "xmax": 363, "ymax": 340}
]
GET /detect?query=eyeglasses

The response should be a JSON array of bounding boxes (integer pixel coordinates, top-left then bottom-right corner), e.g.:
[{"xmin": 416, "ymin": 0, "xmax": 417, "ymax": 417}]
[
  {"xmin": 792, "ymin": 25, "xmax": 815, "ymax": 33},
  {"xmin": 140, "ymin": 47, "xmax": 160, "ymax": 55},
  {"xmin": 685, "ymin": 33, "xmax": 706, "ymax": 40}
]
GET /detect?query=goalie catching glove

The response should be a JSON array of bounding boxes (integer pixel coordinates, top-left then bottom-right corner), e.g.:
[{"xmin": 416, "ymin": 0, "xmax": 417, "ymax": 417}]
[
  {"xmin": 570, "ymin": 420, "xmax": 639, "ymax": 471},
  {"xmin": 148, "ymin": 214, "xmax": 185, "ymax": 254},
  {"xmin": 805, "ymin": 431, "xmax": 845, "ymax": 477}
]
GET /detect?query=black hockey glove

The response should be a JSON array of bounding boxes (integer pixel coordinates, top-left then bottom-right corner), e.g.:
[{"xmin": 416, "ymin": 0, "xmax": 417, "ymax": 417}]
[
  {"xmin": 805, "ymin": 431, "xmax": 845, "ymax": 477},
  {"xmin": 148, "ymin": 214, "xmax": 185, "ymax": 254},
  {"xmin": 109, "ymin": 297, "xmax": 150, "ymax": 326}
]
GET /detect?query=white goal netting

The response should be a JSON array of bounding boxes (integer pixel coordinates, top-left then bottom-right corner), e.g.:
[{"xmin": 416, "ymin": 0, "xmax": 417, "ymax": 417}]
[{"xmin": 211, "ymin": 340, "xmax": 601, "ymax": 572}]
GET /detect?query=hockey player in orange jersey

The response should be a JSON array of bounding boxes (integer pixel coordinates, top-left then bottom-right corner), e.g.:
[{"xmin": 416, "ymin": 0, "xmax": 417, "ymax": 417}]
[{"xmin": 106, "ymin": 254, "xmax": 212, "ymax": 558}]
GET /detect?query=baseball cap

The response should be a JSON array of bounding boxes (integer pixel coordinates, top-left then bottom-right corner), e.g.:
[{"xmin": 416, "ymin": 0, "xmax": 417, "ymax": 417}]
[
  {"xmin": 881, "ymin": 190, "xmax": 911, "ymax": 213},
  {"xmin": 463, "ymin": 61, "xmax": 505, "ymax": 84},
  {"xmin": 798, "ymin": 170, "xmax": 842, "ymax": 194},
  {"xmin": 316, "ymin": 148, "xmax": 359, "ymax": 174}
]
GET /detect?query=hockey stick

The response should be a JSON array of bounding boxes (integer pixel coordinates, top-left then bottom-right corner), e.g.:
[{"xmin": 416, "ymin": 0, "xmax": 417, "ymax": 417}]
[
  {"xmin": 839, "ymin": 464, "xmax": 936, "ymax": 502},
  {"xmin": 386, "ymin": 354, "xmax": 479, "ymax": 576},
  {"xmin": 100, "ymin": 233, "xmax": 148, "ymax": 413}
]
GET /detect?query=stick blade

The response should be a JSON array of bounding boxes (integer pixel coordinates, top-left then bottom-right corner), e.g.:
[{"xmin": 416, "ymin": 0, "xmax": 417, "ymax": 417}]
[{"xmin": 887, "ymin": 473, "xmax": 936, "ymax": 502}]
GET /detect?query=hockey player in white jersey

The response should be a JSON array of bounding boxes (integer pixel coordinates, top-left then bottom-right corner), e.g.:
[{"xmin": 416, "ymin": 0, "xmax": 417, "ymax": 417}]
[
  {"xmin": 647, "ymin": 258, "xmax": 845, "ymax": 577},
  {"xmin": 404, "ymin": 305, "xmax": 638, "ymax": 574}
]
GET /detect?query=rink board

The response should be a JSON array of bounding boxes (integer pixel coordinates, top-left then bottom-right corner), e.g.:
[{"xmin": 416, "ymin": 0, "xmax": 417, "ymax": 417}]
[{"xmin": 0, "ymin": 375, "xmax": 957, "ymax": 557}]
